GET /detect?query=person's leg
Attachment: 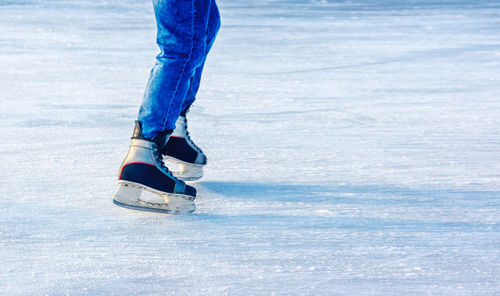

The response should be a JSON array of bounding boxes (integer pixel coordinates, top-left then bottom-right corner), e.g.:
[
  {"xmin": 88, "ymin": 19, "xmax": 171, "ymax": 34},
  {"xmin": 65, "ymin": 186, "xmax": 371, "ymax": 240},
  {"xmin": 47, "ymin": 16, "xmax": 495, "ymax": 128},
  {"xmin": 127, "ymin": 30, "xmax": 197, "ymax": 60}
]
[
  {"xmin": 138, "ymin": 0, "xmax": 213, "ymax": 139},
  {"xmin": 162, "ymin": 0, "xmax": 220, "ymax": 181},
  {"xmin": 113, "ymin": 0, "xmax": 214, "ymax": 212},
  {"xmin": 181, "ymin": 0, "xmax": 221, "ymax": 112}
]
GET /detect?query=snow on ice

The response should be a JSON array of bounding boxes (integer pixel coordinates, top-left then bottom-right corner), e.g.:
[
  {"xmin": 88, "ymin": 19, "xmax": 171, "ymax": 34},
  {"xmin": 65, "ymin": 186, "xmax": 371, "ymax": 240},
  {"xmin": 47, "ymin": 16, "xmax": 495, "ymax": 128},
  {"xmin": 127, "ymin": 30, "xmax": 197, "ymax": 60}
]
[{"xmin": 0, "ymin": 0, "xmax": 499, "ymax": 294}]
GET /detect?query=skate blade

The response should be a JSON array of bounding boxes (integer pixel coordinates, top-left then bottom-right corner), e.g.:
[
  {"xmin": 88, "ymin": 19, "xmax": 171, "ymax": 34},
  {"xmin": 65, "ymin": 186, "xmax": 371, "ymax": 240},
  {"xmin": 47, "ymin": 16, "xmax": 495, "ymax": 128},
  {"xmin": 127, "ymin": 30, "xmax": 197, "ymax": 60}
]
[
  {"xmin": 163, "ymin": 157, "xmax": 203, "ymax": 181},
  {"xmin": 112, "ymin": 181, "xmax": 195, "ymax": 214}
]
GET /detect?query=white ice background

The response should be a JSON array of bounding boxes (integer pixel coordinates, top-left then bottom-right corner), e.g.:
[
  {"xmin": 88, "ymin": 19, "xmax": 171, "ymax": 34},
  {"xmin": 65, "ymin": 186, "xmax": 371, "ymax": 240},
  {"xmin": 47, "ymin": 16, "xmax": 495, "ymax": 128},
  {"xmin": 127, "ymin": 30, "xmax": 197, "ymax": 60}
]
[{"xmin": 0, "ymin": 0, "xmax": 499, "ymax": 294}]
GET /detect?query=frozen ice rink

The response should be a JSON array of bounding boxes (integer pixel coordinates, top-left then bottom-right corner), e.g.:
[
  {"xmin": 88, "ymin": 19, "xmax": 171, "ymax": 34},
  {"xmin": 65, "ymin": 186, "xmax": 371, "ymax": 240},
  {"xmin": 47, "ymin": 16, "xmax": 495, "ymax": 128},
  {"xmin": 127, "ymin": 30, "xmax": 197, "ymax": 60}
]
[{"xmin": 1, "ymin": 0, "xmax": 499, "ymax": 294}]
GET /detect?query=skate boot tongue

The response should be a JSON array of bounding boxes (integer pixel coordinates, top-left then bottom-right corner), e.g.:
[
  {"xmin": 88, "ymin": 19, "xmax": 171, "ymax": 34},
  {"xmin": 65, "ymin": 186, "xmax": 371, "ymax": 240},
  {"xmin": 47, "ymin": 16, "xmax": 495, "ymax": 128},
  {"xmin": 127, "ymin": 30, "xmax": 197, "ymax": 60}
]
[
  {"xmin": 132, "ymin": 121, "xmax": 173, "ymax": 150},
  {"xmin": 132, "ymin": 121, "xmax": 172, "ymax": 142},
  {"xmin": 152, "ymin": 130, "xmax": 172, "ymax": 151},
  {"xmin": 131, "ymin": 121, "xmax": 147, "ymax": 139}
]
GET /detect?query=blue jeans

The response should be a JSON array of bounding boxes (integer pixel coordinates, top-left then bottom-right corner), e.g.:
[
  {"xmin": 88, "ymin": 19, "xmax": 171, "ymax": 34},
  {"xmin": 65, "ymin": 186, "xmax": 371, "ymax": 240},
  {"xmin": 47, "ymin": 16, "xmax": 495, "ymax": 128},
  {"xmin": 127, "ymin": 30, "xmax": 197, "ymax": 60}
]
[{"xmin": 138, "ymin": 0, "xmax": 220, "ymax": 139}]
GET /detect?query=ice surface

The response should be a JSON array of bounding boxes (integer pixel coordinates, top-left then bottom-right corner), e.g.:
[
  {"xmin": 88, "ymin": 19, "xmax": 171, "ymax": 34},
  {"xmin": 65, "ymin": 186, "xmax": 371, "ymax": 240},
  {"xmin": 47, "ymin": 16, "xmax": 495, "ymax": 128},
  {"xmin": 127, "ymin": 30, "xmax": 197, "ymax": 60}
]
[{"xmin": 1, "ymin": 0, "xmax": 499, "ymax": 295}]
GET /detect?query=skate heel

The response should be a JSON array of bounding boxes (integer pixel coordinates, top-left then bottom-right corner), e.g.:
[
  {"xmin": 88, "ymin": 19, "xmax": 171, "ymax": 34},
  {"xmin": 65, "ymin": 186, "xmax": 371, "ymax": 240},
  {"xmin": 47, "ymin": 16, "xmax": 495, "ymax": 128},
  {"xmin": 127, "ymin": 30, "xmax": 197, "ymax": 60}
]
[
  {"xmin": 164, "ymin": 157, "xmax": 203, "ymax": 181},
  {"xmin": 113, "ymin": 181, "xmax": 195, "ymax": 213}
]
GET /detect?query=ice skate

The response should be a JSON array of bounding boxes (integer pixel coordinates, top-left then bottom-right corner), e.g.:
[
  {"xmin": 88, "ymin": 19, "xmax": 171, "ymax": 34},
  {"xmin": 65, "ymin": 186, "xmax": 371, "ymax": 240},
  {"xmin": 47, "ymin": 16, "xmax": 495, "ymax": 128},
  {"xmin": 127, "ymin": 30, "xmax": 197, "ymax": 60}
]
[
  {"xmin": 113, "ymin": 121, "xmax": 197, "ymax": 213},
  {"xmin": 162, "ymin": 111, "xmax": 207, "ymax": 181}
]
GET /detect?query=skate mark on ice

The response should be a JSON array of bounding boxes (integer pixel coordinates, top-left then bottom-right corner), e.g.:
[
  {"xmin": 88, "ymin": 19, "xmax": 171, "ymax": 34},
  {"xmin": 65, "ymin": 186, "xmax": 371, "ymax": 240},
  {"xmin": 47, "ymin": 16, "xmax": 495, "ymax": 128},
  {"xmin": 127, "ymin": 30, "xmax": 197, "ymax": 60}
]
[
  {"xmin": 258, "ymin": 45, "xmax": 500, "ymax": 75},
  {"xmin": 40, "ymin": 103, "xmax": 136, "ymax": 110},
  {"xmin": 194, "ymin": 182, "xmax": 499, "ymax": 230},
  {"xmin": 17, "ymin": 117, "xmax": 129, "ymax": 128},
  {"xmin": 199, "ymin": 181, "xmax": 500, "ymax": 208}
]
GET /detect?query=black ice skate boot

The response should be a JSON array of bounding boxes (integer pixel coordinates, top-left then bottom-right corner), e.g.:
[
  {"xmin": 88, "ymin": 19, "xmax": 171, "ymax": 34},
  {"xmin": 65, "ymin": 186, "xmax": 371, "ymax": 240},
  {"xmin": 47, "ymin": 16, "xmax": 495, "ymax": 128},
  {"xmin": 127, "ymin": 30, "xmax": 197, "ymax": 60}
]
[
  {"xmin": 113, "ymin": 121, "xmax": 197, "ymax": 213},
  {"xmin": 162, "ymin": 109, "xmax": 207, "ymax": 181}
]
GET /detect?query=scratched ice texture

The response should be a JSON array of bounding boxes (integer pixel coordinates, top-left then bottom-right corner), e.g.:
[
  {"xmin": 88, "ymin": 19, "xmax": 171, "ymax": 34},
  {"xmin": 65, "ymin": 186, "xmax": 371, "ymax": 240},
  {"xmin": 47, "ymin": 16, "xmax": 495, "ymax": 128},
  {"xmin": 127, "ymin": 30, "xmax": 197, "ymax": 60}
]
[{"xmin": 0, "ymin": 0, "xmax": 499, "ymax": 295}]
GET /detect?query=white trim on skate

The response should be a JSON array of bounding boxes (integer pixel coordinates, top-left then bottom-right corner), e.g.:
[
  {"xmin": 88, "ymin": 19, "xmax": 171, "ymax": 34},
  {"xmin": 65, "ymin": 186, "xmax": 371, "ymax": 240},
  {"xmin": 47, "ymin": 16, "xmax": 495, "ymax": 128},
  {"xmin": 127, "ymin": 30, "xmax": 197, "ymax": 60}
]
[{"xmin": 113, "ymin": 180, "xmax": 195, "ymax": 213}]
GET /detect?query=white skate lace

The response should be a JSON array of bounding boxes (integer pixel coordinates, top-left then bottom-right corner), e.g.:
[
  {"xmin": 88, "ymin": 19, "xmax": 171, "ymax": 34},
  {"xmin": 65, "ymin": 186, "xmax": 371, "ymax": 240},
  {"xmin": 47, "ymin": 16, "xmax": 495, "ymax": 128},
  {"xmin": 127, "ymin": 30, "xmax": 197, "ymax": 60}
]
[{"xmin": 182, "ymin": 118, "xmax": 203, "ymax": 154}]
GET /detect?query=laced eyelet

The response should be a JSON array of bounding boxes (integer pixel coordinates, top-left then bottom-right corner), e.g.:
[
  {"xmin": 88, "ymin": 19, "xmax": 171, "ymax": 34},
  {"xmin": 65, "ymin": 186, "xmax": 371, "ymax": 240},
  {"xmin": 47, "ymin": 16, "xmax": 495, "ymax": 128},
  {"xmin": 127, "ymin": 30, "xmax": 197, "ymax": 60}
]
[
  {"xmin": 153, "ymin": 145, "xmax": 181, "ymax": 181},
  {"xmin": 183, "ymin": 118, "xmax": 203, "ymax": 153}
]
